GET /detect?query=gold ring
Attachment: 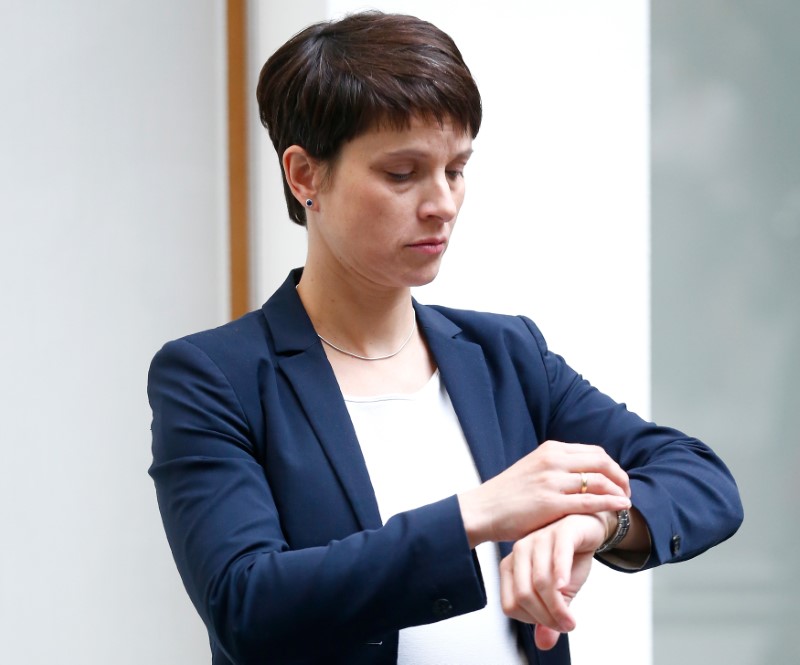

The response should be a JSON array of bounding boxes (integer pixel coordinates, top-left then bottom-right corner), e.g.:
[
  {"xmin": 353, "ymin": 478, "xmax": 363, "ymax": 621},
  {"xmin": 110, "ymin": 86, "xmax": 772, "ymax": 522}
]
[{"xmin": 580, "ymin": 472, "xmax": 588, "ymax": 494}]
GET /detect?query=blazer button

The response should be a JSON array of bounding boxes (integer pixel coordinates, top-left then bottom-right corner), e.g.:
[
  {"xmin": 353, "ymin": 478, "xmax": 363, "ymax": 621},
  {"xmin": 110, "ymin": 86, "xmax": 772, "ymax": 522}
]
[
  {"xmin": 670, "ymin": 534, "xmax": 681, "ymax": 556},
  {"xmin": 432, "ymin": 598, "xmax": 453, "ymax": 618}
]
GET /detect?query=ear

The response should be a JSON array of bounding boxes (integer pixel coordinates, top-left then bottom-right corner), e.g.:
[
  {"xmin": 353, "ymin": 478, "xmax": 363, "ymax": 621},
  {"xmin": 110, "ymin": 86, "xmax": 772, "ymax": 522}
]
[{"xmin": 283, "ymin": 145, "xmax": 322, "ymax": 207}]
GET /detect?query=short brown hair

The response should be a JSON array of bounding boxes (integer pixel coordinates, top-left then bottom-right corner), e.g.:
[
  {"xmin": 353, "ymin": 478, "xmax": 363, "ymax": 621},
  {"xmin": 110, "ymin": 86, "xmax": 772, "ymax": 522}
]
[{"xmin": 256, "ymin": 11, "xmax": 482, "ymax": 226}]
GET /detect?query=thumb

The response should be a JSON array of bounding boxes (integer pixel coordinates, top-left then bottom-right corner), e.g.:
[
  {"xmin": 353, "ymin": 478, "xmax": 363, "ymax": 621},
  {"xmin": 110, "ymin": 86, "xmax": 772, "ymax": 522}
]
[{"xmin": 534, "ymin": 624, "xmax": 563, "ymax": 651}]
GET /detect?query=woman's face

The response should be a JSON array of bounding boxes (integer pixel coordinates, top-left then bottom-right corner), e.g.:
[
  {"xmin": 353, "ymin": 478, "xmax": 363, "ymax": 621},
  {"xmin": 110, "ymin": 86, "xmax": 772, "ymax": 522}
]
[{"xmin": 307, "ymin": 116, "xmax": 473, "ymax": 291}]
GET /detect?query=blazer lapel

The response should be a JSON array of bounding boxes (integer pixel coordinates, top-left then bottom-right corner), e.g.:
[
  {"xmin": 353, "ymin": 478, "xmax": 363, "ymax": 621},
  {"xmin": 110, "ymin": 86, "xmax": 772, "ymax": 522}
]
[
  {"xmin": 261, "ymin": 273, "xmax": 508, "ymax": 530},
  {"xmin": 262, "ymin": 271, "xmax": 382, "ymax": 531},
  {"xmin": 415, "ymin": 303, "xmax": 508, "ymax": 483}
]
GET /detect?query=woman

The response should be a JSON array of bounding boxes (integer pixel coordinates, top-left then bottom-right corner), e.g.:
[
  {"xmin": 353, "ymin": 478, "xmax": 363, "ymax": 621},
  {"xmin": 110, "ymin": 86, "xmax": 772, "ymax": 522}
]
[{"xmin": 148, "ymin": 11, "xmax": 742, "ymax": 665}]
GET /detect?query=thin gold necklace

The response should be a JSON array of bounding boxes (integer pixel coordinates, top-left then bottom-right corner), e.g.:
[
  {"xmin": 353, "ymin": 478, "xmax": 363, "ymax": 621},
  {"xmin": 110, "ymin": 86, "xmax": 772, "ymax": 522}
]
[{"xmin": 316, "ymin": 315, "xmax": 416, "ymax": 361}]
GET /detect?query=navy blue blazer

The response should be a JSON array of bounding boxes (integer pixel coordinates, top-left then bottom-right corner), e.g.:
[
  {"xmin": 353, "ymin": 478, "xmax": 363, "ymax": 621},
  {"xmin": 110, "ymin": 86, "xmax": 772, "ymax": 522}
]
[{"xmin": 148, "ymin": 269, "xmax": 742, "ymax": 665}]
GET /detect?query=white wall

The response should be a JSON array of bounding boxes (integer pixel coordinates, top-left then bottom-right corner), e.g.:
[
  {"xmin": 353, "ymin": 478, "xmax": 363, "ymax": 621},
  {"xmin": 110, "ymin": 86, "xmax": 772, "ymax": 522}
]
[
  {"xmin": 0, "ymin": 1, "xmax": 225, "ymax": 662},
  {"xmin": 248, "ymin": 0, "xmax": 324, "ymax": 297},
  {"xmin": 251, "ymin": 1, "xmax": 652, "ymax": 663}
]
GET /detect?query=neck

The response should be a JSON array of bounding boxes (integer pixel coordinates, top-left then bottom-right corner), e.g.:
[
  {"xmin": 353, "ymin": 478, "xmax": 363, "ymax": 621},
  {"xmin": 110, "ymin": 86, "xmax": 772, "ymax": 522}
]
[{"xmin": 297, "ymin": 263, "xmax": 416, "ymax": 359}]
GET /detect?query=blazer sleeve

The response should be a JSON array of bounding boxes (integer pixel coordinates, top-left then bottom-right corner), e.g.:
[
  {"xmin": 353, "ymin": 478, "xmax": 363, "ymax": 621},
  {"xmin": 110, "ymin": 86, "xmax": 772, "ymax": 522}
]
[
  {"xmin": 148, "ymin": 339, "xmax": 486, "ymax": 664},
  {"xmin": 518, "ymin": 316, "xmax": 743, "ymax": 571}
]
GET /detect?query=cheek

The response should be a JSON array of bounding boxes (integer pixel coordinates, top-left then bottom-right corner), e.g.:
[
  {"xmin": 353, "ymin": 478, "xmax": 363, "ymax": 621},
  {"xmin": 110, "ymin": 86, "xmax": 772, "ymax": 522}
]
[
  {"xmin": 352, "ymin": 190, "xmax": 401, "ymax": 228},
  {"xmin": 457, "ymin": 180, "xmax": 468, "ymax": 204},
  {"xmin": 340, "ymin": 181, "xmax": 386, "ymax": 213}
]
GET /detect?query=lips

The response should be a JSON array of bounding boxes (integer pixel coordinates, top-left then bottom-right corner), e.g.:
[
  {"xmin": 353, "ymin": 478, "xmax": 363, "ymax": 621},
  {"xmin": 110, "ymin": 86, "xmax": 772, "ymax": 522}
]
[
  {"xmin": 407, "ymin": 237, "xmax": 448, "ymax": 256},
  {"xmin": 409, "ymin": 237, "xmax": 447, "ymax": 249}
]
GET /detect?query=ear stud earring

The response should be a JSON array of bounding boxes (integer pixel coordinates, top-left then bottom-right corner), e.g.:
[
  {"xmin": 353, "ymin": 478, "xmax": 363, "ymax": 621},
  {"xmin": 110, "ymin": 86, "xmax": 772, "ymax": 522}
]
[{"xmin": 305, "ymin": 199, "xmax": 313, "ymax": 207}]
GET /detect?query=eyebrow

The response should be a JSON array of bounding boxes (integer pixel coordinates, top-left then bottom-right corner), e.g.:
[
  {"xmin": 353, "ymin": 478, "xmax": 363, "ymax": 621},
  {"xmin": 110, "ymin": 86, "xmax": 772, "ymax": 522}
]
[{"xmin": 380, "ymin": 148, "xmax": 474, "ymax": 161}]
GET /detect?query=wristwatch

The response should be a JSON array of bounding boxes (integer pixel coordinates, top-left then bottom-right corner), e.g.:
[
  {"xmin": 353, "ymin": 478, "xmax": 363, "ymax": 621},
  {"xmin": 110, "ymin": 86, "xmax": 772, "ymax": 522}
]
[{"xmin": 595, "ymin": 509, "xmax": 630, "ymax": 554}]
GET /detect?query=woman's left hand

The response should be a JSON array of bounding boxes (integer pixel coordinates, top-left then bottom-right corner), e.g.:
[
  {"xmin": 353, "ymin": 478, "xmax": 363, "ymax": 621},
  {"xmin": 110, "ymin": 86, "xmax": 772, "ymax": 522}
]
[{"xmin": 499, "ymin": 512, "xmax": 609, "ymax": 650}]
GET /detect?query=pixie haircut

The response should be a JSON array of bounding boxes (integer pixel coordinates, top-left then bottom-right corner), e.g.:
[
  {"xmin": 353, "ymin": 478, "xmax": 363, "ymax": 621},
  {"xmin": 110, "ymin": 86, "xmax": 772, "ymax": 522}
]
[{"xmin": 256, "ymin": 11, "xmax": 482, "ymax": 226}]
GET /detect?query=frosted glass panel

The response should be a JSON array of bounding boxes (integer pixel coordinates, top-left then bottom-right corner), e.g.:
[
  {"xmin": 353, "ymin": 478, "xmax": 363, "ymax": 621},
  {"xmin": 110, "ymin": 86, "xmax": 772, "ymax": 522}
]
[{"xmin": 651, "ymin": 2, "xmax": 800, "ymax": 663}]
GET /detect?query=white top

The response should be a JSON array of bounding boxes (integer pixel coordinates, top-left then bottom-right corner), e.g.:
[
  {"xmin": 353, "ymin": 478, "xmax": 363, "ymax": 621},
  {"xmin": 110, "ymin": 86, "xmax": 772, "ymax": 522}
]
[{"xmin": 345, "ymin": 371, "xmax": 527, "ymax": 664}]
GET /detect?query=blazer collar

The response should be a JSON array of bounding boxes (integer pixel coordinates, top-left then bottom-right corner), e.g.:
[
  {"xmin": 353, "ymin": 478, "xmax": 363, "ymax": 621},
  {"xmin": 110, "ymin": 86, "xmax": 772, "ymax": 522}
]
[
  {"xmin": 261, "ymin": 268, "xmax": 318, "ymax": 354},
  {"xmin": 261, "ymin": 269, "xmax": 383, "ymax": 530},
  {"xmin": 261, "ymin": 270, "xmax": 507, "ymax": 529}
]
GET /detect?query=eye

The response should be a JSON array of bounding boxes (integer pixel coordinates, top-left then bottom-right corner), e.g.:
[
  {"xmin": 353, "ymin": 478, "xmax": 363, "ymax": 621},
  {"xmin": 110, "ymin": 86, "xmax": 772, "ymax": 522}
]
[
  {"xmin": 446, "ymin": 161, "xmax": 468, "ymax": 180},
  {"xmin": 386, "ymin": 171, "xmax": 413, "ymax": 182}
]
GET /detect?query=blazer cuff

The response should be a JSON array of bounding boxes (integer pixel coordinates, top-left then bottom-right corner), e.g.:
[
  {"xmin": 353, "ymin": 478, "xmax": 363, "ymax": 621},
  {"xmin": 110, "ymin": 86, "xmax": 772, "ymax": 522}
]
[{"xmin": 394, "ymin": 494, "xmax": 488, "ymax": 625}]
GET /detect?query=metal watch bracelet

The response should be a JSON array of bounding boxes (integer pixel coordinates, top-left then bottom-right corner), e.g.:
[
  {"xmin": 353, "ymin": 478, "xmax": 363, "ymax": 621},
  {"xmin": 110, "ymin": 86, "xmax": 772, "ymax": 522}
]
[{"xmin": 595, "ymin": 508, "xmax": 631, "ymax": 554}]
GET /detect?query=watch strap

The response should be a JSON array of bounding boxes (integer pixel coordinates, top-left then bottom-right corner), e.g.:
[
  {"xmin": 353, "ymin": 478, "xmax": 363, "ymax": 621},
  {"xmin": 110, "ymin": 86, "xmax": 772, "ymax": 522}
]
[{"xmin": 596, "ymin": 509, "xmax": 630, "ymax": 554}]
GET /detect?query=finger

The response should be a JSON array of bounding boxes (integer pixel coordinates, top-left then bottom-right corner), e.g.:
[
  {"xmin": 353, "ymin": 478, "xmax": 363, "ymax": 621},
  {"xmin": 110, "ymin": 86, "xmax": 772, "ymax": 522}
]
[
  {"xmin": 500, "ymin": 551, "xmax": 542, "ymax": 624},
  {"xmin": 567, "ymin": 471, "xmax": 631, "ymax": 498},
  {"xmin": 502, "ymin": 541, "xmax": 560, "ymax": 629},
  {"xmin": 500, "ymin": 553, "xmax": 524, "ymax": 620},
  {"xmin": 534, "ymin": 623, "xmax": 563, "ymax": 651},
  {"xmin": 564, "ymin": 444, "xmax": 628, "ymax": 485},
  {"xmin": 561, "ymin": 492, "xmax": 631, "ymax": 517},
  {"xmin": 511, "ymin": 542, "xmax": 554, "ymax": 625},
  {"xmin": 559, "ymin": 447, "xmax": 631, "ymax": 495},
  {"xmin": 552, "ymin": 528, "xmax": 573, "ymax": 591},
  {"xmin": 527, "ymin": 534, "xmax": 573, "ymax": 633},
  {"xmin": 531, "ymin": 529, "xmax": 574, "ymax": 633},
  {"xmin": 534, "ymin": 441, "xmax": 629, "ymax": 494}
]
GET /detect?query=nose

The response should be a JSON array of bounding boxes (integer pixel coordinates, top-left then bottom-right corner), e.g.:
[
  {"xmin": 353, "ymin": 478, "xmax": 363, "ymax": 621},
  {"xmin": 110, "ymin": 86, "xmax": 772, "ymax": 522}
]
[{"xmin": 419, "ymin": 173, "xmax": 459, "ymax": 222}]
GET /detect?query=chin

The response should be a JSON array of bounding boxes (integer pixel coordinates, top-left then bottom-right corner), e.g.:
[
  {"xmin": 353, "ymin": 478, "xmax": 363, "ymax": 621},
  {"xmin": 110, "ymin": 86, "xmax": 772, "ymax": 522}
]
[
  {"xmin": 394, "ymin": 259, "xmax": 445, "ymax": 289},
  {"xmin": 406, "ymin": 269, "xmax": 440, "ymax": 288}
]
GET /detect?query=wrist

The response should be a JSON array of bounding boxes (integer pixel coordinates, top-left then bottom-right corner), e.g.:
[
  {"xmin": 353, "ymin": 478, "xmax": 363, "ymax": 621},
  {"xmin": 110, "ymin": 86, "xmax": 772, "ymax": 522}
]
[
  {"xmin": 600, "ymin": 509, "xmax": 618, "ymax": 541},
  {"xmin": 457, "ymin": 490, "xmax": 491, "ymax": 548}
]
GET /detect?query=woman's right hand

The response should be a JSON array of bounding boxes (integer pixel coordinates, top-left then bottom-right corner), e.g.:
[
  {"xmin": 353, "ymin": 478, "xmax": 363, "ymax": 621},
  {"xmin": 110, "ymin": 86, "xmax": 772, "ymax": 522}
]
[{"xmin": 457, "ymin": 440, "xmax": 631, "ymax": 547}]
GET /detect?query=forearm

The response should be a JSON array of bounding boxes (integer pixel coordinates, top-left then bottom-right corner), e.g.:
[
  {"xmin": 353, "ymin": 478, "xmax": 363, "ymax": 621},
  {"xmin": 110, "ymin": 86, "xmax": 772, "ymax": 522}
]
[
  {"xmin": 523, "ymin": 315, "xmax": 743, "ymax": 568},
  {"xmin": 159, "ymin": 488, "xmax": 486, "ymax": 663}
]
